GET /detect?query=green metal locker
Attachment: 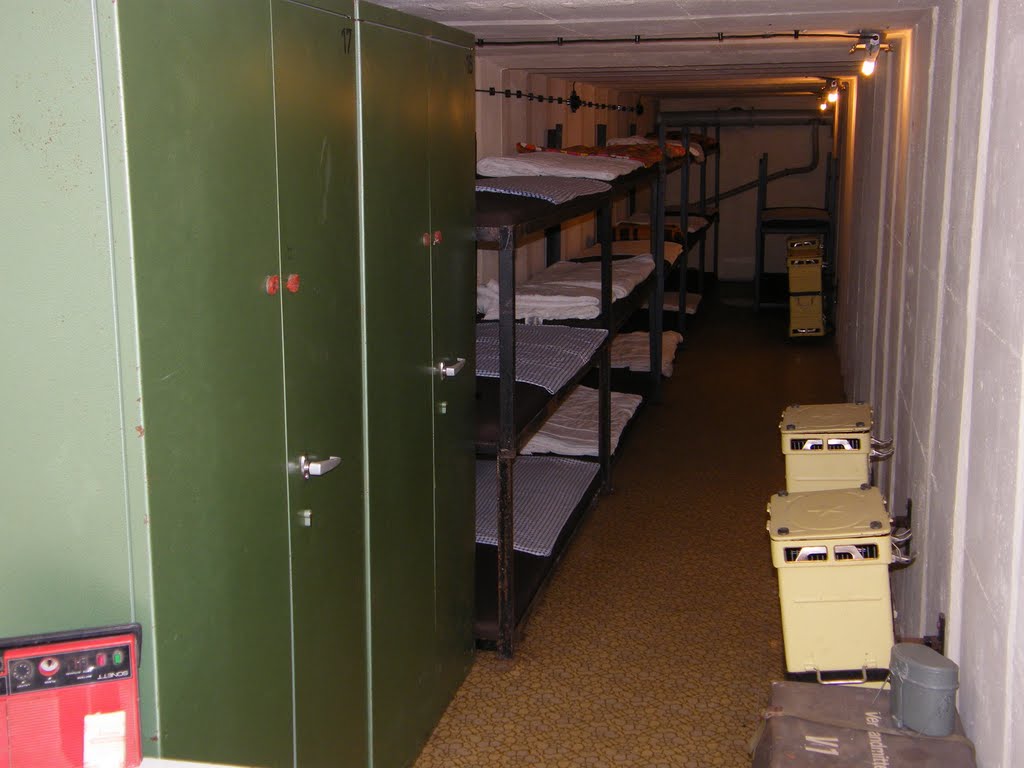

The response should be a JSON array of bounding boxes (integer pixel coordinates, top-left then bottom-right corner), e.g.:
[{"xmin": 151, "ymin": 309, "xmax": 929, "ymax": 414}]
[
  {"xmin": 358, "ymin": 6, "xmax": 477, "ymax": 766},
  {"xmin": 272, "ymin": 2, "xmax": 369, "ymax": 766},
  {"xmin": 2, "ymin": 1, "xmax": 474, "ymax": 766}
]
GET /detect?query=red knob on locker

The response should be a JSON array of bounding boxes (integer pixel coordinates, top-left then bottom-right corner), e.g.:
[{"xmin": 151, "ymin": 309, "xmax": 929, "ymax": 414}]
[
  {"xmin": 286, "ymin": 274, "xmax": 301, "ymax": 293},
  {"xmin": 432, "ymin": 230, "xmax": 443, "ymax": 245},
  {"xmin": 265, "ymin": 275, "xmax": 280, "ymax": 295}
]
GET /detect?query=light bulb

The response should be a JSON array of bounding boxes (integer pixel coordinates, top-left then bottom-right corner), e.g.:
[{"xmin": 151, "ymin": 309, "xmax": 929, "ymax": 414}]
[
  {"xmin": 827, "ymin": 90, "xmax": 839, "ymax": 103},
  {"xmin": 819, "ymin": 102, "xmax": 828, "ymax": 111},
  {"xmin": 861, "ymin": 58, "xmax": 875, "ymax": 76}
]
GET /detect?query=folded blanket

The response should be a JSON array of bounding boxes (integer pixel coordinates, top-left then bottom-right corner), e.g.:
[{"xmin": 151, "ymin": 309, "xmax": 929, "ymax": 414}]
[
  {"xmin": 611, "ymin": 331, "xmax": 684, "ymax": 377},
  {"xmin": 476, "ymin": 255, "xmax": 654, "ymax": 322},
  {"xmin": 475, "ymin": 176, "xmax": 610, "ymax": 204},
  {"xmin": 606, "ymin": 135, "xmax": 705, "ymax": 162},
  {"xmin": 521, "ymin": 386, "xmax": 643, "ymax": 457},
  {"xmin": 476, "ymin": 152, "xmax": 643, "ymax": 181}
]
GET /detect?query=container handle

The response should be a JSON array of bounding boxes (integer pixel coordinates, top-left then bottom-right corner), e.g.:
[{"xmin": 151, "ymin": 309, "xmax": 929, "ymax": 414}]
[{"xmin": 815, "ymin": 667, "xmax": 868, "ymax": 685}]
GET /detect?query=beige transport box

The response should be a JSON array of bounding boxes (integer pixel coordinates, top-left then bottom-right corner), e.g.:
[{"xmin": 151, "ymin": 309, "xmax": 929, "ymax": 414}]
[
  {"xmin": 780, "ymin": 403, "xmax": 875, "ymax": 492},
  {"xmin": 768, "ymin": 487, "xmax": 894, "ymax": 678},
  {"xmin": 788, "ymin": 295, "xmax": 824, "ymax": 337},
  {"xmin": 787, "ymin": 254, "xmax": 824, "ymax": 294}
]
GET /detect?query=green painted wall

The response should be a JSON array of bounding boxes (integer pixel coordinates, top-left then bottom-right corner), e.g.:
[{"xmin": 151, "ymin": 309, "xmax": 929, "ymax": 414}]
[{"xmin": 0, "ymin": 0, "xmax": 138, "ymax": 670}]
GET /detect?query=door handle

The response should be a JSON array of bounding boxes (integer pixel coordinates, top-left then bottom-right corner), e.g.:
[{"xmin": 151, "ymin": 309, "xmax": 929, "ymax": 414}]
[
  {"xmin": 299, "ymin": 455, "xmax": 341, "ymax": 480},
  {"xmin": 436, "ymin": 358, "xmax": 466, "ymax": 380}
]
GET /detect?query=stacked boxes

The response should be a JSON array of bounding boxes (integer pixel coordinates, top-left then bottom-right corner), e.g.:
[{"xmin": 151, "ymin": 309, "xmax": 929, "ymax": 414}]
[
  {"xmin": 770, "ymin": 402, "xmax": 896, "ymax": 684},
  {"xmin": 786, "ymin": 236, "xmax": 825, "ymax": 337}
]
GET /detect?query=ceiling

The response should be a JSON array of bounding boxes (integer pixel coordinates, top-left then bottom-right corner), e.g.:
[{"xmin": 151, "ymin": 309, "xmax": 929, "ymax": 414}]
[{"xmin": 370, "ymin": 0, "xmax": 928, "ymax": 98}]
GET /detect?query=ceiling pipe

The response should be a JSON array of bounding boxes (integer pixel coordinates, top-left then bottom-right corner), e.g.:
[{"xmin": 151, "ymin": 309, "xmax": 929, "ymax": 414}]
[{"xmin": 659, "ymin": 108, "xmax": 832, "ymax": 128}]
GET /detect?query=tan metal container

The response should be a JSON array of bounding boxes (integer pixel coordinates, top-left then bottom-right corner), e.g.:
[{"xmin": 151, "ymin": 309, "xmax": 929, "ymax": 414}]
[
  {"xmin": 787, "ymin": 253, "xmax": 823, "ymax": 294},
  {"xmin": 780, "ymin": 403, "xmax": 872, "ymax": 491},
  {"xmin": 788, "ymin": 295, "xmax": 824, "ymax": 337},
  {"xmin": 768, "ymin": 487, "xmax": 894, "ymax": 678}
]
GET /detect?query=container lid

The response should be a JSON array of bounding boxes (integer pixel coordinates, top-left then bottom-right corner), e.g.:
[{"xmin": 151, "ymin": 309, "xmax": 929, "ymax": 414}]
[
  {"xmin": 768, "ymin": 487, "xmax": 888, "ymax": 540},
  {"xmin": 781, "ymin": 403, "xmax": 872, "ymax": 434},
  {"xmin": 890, "ymin": 643, "xmax": 959, "ymax": 689}
]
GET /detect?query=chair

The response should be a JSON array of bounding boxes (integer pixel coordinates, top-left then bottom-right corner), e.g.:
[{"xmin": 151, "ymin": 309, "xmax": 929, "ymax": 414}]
[{"xmin": 754, "ymin": 152, "xmax": 838, "ymax": 311}]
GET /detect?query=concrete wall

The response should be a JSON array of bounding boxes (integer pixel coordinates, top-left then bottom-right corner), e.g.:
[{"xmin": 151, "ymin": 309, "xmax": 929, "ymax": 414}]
[{"xmin": 839, "ymin": 1, "xmax": 1024, "ymax": 763}]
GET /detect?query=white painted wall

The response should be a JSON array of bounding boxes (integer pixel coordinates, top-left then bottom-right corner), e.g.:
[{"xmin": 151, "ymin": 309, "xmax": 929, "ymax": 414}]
[{"xmin": 839, "ymin": 1, "xmax": 1024, "ymax": 764}]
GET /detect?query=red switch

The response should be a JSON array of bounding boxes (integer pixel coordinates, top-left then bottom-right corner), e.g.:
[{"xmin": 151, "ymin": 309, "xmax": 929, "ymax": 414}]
[
  {"xmin": 265, "ymin": 275, "xmax": 280, "ymax": 295},
  {"xmin": 432, "ymin": 230, "xmax": 443, "ymax": 245},
  {"xmin": 286, "ymin": 274, "xmax": 301, "ymax": 293}
]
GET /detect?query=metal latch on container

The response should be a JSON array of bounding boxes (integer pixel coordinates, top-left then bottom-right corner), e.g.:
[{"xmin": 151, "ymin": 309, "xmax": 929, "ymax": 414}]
[{"xmin": 870, "ymin": 435, "xmax": 894, "ymax": 460}]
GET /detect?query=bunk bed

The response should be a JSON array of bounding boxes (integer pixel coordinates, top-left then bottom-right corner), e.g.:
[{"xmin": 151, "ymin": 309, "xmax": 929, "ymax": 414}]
[
  {"xmin": 589, "ymin": 127, "xmax": 720, "ymax": 334},
  {"xmin": 474, "ymin": 151, "xmax": 680, "ymax": 657}
]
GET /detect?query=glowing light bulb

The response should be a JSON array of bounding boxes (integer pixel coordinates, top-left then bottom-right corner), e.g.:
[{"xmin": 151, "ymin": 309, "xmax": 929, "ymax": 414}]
[
  {"xmin": 819, "ymin": 102, "xmax": 828, "ymax": 111},
  {"xmin": 861, "ymin": 58, "xmax": 876, "ymax": 76},
  {"xmin": 827, "ymin": 90, "xmax": 839, "ymax": 103}
]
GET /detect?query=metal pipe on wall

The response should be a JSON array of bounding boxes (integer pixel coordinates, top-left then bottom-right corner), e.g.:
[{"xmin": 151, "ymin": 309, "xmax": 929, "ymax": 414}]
[{"xmin": 660, "ymin": 109, "xmax": 830, "ymax": 206}]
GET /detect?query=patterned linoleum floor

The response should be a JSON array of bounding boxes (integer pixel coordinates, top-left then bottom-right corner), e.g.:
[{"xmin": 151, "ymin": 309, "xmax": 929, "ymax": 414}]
[{"xmin": 415, "ymin": 297, "xmax": 845, "ymax": 768}]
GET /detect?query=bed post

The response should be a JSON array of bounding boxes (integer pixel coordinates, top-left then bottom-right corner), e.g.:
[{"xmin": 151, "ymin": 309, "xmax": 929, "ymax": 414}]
[
  {"xmin": 679, "ymin": 129, "xmax": 691, "ymax": 335},
  {"xmin": 651, "ymin": 119, "xmax": 667, "ymax": 405},
  {"xmin": 597, "ymin": 204, "xmax": 613, "ymax": 492},
  {"xmin": 497, "ymin": 225, "xmax": 517, "ymax": 658},
  {"xmin": 714, "ymin": 123, "xmax": 721, "ymax": 280}
]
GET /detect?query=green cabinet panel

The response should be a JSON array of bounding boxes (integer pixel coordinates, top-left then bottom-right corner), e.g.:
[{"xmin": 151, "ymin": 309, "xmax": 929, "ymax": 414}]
[
  {"xmin": 359, "ymin": 9, "xmax": 477, "ymax": 766},
  {"xmin": 271, "ymin": 2, "xmax": 368, "ymax": 766},
  {"xmin": 117, "ymin": 2, "xmax": 295, "ymax": 764},
  {"xmin": 428, "ymin": 39, "xmax": 478, "ymax": 710},
  {"xmin": 359, "ymin": 19, "xmax": 439, "ymax": 768}
]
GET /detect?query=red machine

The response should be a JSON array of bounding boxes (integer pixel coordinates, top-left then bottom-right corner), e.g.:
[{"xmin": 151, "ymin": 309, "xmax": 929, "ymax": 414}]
[{"xmin": 0, "ymin": 624, "xmax": 142, "ymax": 768}]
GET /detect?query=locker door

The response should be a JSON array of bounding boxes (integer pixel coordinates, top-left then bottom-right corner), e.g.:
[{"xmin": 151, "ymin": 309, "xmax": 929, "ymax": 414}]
[
  {"xmin": 358, "ymin": 15, "xmax": 437, "ymax": 768},
  {"xmin": 117, "ymin": 3, "xmax": 295, "ymax": 765},
  {"xmin": 271, "ymin": 3, "xmax": 368, "ymax": 767},
  {"xmin": 427, "ymin": 38, "xmax": 477, "ymax": 708}
]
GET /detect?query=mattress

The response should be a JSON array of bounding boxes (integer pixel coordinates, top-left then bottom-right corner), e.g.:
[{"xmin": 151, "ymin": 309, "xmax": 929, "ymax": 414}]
[
  {"xmin": 475, "ymin": 456, "xmax": 600, "ymax": 557},
  {"xmin": 475, "ymin": 176, "xmax": 610, "ymax": 204},
  {"xmin": 611, "ymin": 331, "xmax": 684, "ymax": 377},
  {"xmin": 521, "ymin": 385, "xmax": 643, "ymax": 457},
  {"xmin": 476, "ymin": 255, "xmax": 654, "ymax": 322},
  {"xmin": 574, "ymin": 239, "xmax": 683, "ymax": 266},
  {"xmin": 476, "ymin": 152, "xmax": 643, "ymax": 181},
  {"xmin": 475, "ymin": 323, "xmax": 607, "ymax": 394}
]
